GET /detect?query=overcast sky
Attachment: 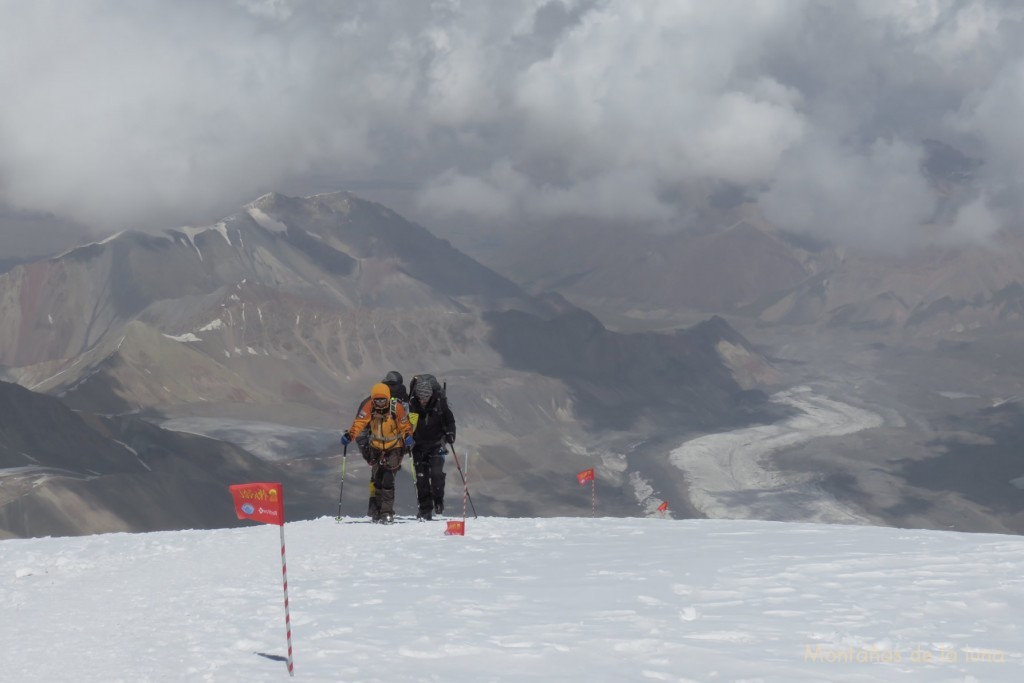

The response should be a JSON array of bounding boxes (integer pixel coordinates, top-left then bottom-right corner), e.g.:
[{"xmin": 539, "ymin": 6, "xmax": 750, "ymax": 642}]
[{"xmin": 1, "ymin": 0, "xmax": 1023, "ymax": 254}]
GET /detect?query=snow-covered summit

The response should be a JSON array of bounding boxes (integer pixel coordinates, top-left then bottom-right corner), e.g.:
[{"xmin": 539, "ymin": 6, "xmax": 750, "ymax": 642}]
[{"xmin": 3, "ymin": 516, "xmax": 1022, "ymax": 681}]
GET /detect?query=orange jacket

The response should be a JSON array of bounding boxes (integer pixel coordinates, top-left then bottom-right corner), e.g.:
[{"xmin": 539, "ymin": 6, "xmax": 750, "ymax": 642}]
[{"xmin": 346, "ymin": 383, "xmax": 413, "ymax": 451}]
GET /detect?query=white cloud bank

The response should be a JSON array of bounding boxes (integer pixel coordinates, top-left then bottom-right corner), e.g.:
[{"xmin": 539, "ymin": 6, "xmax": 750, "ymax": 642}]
[{"xmin": 1, "ymin": 0, "xmax": 1023, "ymax": 249}]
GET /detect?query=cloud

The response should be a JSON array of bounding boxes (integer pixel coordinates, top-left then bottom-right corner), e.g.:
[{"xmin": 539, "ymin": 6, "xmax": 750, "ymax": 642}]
[
  {"xmin": 0, "ymin": 0, "xmax": 1022, "ymax": 250},
  {"xmin": 418, "ymin": 164, "xmax": 525, "ymax": 221},
  {"xmin": 419, "ymin": 161, "xmax": 675, "ymax": 224},
  {"xmin": 942, "ymin": 194, "xmax": 1001, "ymax": 246},
  {"xmin": 760, "ymin": 133, "xmax": 935, "ymax": 252}
]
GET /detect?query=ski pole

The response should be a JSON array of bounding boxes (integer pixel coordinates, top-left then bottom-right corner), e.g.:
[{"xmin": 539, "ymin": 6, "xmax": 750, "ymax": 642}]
[
  {"xmin": 335, "ymin": 444, "xmax": 348, "ymax": 521},
  {"xmin": 407, "ymin": 441, "xmax": 416, "ymax": 483},
  {"xmin": 447, "ymin": 443, "xmax": 478, "ymax": 519}
]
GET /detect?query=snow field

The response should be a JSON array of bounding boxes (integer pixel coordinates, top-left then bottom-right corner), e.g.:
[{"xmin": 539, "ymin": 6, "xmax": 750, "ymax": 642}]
[{"xmin": 2, "ymin": 516, "xmax": 1022, "ymax": 682}]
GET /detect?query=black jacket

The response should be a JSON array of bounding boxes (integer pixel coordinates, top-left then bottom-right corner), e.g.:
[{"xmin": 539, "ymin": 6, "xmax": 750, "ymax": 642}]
[
  {"xmin": 383, "ymin": 379, "xmax": 409, "ymax": 404},
  {"xmin": 409, "ymin": 393, "xmax": 455, "ymax": 450}
]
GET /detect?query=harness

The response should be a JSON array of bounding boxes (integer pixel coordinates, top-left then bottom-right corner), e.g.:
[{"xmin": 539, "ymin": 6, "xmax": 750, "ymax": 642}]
[{"xmin": 368, "ymin": 398, "xmax": 407, "ymax": 470}]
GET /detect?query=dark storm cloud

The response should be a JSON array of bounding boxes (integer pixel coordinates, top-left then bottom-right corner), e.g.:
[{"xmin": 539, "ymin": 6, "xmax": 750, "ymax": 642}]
[{"xmin": 1, "ymin": 0, "xmax": 1022, "ymax": 250}]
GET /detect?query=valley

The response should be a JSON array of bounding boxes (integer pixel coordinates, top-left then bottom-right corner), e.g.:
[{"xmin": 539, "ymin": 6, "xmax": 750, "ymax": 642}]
[
  {"xmin": 2, "ymin": 189, "xmax": 1023, "ymax": 538},
  {"xmin": 671, "ymin": 324, "xmax": 1024, "ymax": 534}
]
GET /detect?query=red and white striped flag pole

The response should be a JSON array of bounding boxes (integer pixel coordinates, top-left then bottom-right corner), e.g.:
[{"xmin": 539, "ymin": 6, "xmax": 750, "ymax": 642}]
[
  {"xmin": 446, "ymin": 448, "xmax": 469, "ymax": 536},
  {"xmin": 280, "ymin": 524, "xmax": 294, "ymax": 677},
  {"xmin": 229, "ymin": 482, "xmax": 294, "ymax": 676}
]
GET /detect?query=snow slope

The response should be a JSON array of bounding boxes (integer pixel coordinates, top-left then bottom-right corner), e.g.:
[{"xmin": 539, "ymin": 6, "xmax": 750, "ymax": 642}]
[{"xmin": 2, "ymin": 516, "xmax": 1022, "ymax": 682}]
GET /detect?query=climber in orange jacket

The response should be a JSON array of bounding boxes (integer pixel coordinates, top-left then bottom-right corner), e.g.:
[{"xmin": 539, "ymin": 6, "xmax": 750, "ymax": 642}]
[{"xmin": 341, "ymin": 382, "xmax": 414, "ymax": 523}]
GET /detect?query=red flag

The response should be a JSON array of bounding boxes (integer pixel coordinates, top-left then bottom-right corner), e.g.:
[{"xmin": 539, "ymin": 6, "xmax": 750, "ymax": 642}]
[
  {"xmin": 445, "ymin": 520, "xmax": 465, "ymax": 536},
  {"xmin": 657, "ymin": 501, "xmax": 669, "ymax": 512},
  {"xmin": 576, "ymin": 468, "xmax": 595, "ymax": 486},
  {"xmin": 230, "ymin": 482, "xmax": 285, "ymax": 526}
]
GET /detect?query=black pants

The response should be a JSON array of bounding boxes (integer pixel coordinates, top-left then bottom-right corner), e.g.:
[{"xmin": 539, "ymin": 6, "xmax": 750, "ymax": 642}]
[
  {"xmin": 370, "ymin": 448, "xmax": 404, "ymax": 515},
  {"xmin": 413, "ymin": 444, "xmax": 446, "ymax": 515},
  {"xmin": 367, "ymin": 464, "xmax": 380, "ymax": 519},
  {"xmin": 361, "ymin": 445, "xmax": 380, "ymax": 519}
]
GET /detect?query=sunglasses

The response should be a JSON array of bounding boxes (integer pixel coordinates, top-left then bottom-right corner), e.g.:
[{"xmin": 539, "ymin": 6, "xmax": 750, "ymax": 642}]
[{"xmin": 373, "ymin": 398, "xmax": 389, "ymax": 407}]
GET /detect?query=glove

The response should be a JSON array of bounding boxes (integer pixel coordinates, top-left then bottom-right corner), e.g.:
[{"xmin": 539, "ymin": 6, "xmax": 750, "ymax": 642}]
[
  {"xmin": 445, "ymin": 431, "xmax": 455, "ymax": 444},
  {"xmin": 404, "ymin": 435, "xmax": 415, "ymax": 449},
  {"xmin": 341, "ymin": 432, "xmax": 352, "ymax": 447}
]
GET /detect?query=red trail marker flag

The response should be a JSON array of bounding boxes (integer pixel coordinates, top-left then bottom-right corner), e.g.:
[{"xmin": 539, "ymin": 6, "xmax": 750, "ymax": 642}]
[
  {"xmin": 230, "ymin": 482, "xmax": 284, "ymax": 526},
  {"xmin": 445, "ymin": 447, "xmax": 471, "ymax": 537},
  {"xmin": 228, "ymin": 482, "xmax": 294, "ymax": 676},
  {"xmin": 577, "ymin": 468, "xmax": 597, "ymax": 517},
  {"xmin": 657, "ymin": 501, "xmax": 669, "ymax": 513}
]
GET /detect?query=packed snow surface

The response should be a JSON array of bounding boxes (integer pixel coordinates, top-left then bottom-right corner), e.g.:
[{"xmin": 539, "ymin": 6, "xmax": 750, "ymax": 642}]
[{"xmin": 2, "ymin": 516, "xmax": 1022, "ymax": 682}]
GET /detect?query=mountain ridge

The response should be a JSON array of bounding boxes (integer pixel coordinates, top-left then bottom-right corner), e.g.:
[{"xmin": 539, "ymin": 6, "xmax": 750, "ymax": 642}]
[{"xmin": 0, "ymin": 191, "xmax": 779, "ymax": 538}]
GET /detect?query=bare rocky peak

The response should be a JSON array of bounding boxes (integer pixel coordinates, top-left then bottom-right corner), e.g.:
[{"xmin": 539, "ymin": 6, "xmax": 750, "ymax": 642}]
[
  {"xmin": 744, "ymin": 232, "xmax": 1024, "ymax": 340},
  {"xmin": 490, "ymin": 199, "xmax": 1024, "ymax": 345},
  {"xmin": 0, "ymin": 379, "xmax": 325, "ymax": 539},
  {"xmin": 0, "ymin": 190, "xmax": 769, "ymax": 423},
  {"xmin": 488, "ymin": 217, "xmax": 816, "ymax": 318},
  {"xmin": 0, "ymin": 191, "xmax": 779, "ymax": 537}
]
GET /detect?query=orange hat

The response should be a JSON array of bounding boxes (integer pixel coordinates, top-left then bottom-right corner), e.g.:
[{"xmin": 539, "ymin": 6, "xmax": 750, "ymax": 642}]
[{"xmin": 370, "ymin": 383, "xmax": 391, "ymax": 401}]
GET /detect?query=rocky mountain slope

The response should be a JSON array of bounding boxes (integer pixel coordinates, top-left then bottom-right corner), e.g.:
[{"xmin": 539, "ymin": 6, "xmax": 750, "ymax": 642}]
[
  {"xmin": 0, "ymin": 192, "xmax": 779, "ymax": 537},
  {"xmin": 744, "ymin": 235, "xmax": 1024, "ymax": 342},
  {"xmin": 480, "ymin": 142, "xmax": 1024, "ymax": 346},
  {"xmin": 0, "ymin": 380, "xmax": 328, "ymax": 539},
  {"xmin": 470, "ymin": 160, "xmax": 1024, "ymax": 536},
  {"xmin": 487, "ymin": 213, "xmax": 1024, "ymax": 346}
]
